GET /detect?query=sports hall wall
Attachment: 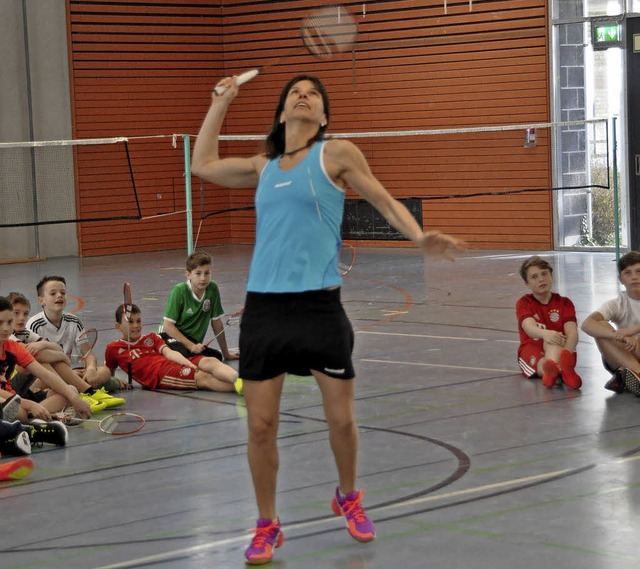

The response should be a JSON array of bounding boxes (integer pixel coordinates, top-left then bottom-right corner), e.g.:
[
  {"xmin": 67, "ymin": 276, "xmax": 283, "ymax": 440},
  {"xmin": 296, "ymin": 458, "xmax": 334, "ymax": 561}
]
[
  {"xmin": 0, "ymin": 1, "xmax": 77, "ymax": 261},
  {"xmin": 4, "ymin": 0, "xmax": 552, "ymax": 259}
]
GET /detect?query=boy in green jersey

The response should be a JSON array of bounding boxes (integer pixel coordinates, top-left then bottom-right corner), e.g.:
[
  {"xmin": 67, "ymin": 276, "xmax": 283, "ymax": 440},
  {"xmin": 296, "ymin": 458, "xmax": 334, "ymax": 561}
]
[{"xmin": 160, "ymin": 251, "xmax": 239, "ymax": 362}]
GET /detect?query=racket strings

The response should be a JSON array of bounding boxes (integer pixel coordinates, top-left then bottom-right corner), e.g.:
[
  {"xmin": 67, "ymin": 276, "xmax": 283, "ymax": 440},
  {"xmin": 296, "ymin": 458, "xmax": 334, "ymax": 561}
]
[
  {"xmin": 69, "ymin": 328, "xmax": 98, "ymax": 365},
  {"xmin": 226, "ymin": 312, "xmax": 243, "ymax": 326},
  {"xmin": 301, "ymin": 5, "xmax": 357, "ymax": 59},
  {"xmin": 100, "ymin": 414, "xmax": 144, "ymax": 435},
  {"xmin": 123, "ymin": 283, "xmax": 133, "ymax": 320}
]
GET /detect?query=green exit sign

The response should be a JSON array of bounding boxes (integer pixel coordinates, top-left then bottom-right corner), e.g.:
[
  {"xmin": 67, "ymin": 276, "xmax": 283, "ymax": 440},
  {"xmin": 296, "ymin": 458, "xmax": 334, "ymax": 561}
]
[{"xmin": 592, "ymin": 19, "xmax": 623, "ymax": 50}]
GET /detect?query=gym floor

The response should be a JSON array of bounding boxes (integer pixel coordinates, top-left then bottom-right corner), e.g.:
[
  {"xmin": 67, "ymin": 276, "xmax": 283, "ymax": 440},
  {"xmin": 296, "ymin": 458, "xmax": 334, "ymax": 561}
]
[{"xmin": 2, "ymin": 245, "xmax": 639, "ymax": 569}]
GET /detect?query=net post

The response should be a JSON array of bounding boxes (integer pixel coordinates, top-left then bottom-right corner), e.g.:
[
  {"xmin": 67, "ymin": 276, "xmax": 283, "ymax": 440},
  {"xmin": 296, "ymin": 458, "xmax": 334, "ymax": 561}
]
[
  {"xmin": 183, "ymin": 135, "xmax": 194, "ymax": 254},
  {"xmin": 612, "ymin": 116, "xmax": 620, "ymax": 263}
]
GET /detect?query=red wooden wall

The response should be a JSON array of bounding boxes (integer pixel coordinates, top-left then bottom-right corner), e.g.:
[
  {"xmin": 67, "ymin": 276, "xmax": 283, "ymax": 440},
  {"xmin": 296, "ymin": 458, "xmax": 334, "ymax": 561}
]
[{"xmin": 67, "ymin": 0, "xmax": 552, "ymax": 256}]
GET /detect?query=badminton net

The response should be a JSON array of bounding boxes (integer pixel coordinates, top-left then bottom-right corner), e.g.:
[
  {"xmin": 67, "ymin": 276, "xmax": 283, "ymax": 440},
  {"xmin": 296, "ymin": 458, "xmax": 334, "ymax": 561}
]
[
  {"xmin": 0, "ymin": 137, "xmax": 141, "ymax": 228},
  {"xmin": 191, "ymin": 118, "xmax": 614, "ymax": 249}
]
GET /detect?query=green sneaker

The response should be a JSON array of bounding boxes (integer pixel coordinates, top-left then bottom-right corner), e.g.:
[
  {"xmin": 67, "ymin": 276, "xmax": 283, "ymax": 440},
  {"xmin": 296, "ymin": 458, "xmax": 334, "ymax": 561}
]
[
  {"xmin": 234, "ymin": 377, "xmax": 244, "ymax": 396},
  {"xmin": 79, "ymin": 392, "xmax": 108, "ymax": 413},
  {"xmin": 90, "ymin": 387, "xmax": 126, "ymax": 409}
]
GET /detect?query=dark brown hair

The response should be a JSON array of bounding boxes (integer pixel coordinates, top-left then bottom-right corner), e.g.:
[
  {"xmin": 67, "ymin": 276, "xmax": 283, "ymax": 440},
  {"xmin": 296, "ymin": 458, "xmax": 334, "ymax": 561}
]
[
  {"xmin": 519, "ymin": 256, "xmax": 553, "ymax": 282},
  {"xmin": 115, "ymin": 303, "xmax": 141, "ymax": 323},
  {"xmin": 36, "ymin": 275, "xmax": 66, "ymax": 297},
  {"xmin": 186, "ymin": 251, "xmax": 212, "ymax": 272},
  {"xmin": 265, "ymin": 74, "xmax": 330, "ymax": 159},
  {"xmin": 617, "ymin": 251, "xmax": 640, "ymax": 274}
]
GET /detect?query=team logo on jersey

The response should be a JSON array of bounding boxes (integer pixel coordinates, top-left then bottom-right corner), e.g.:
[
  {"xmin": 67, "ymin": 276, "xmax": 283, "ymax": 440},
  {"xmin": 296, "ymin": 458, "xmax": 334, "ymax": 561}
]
[
  {"xmin": 529, "ymin": 356, "xmax": 537, "ymax": 366},
  {"xmin": 548, "ymin": 309, "xmax": 560, "ymax": 323},
  {"xmin": 202, "ymin": 299, "xmax": 211, "ymax": 312},
  {"xmin": 144, "ymin": 337, "xmax": 154, "ymax": 347},
  {"xmin": 181, "ymin": 366, "xmax": 191, "ymax": 377}
]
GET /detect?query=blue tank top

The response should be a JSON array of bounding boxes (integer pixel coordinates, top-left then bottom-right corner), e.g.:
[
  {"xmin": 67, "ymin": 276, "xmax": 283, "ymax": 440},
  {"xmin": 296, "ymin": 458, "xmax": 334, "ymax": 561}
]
[{"xmin": 246, "ymin": 141, "xmax": 345, "ymax": 293}]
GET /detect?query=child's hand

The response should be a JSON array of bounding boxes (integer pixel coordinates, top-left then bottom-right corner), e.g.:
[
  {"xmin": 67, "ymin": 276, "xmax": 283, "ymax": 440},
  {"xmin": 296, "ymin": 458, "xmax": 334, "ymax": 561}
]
[
  {"xmin": 25, "ymin": 401, "xmax": 52, "ymax": 422},
  {"xmin": 622, "ymin": 336, "xmax": 640, "ymax": 354},
  {"xmin": 71, "ymin": 395, "xmax": 92, "ymax": 419},
  {"xmin": 613, "ymin": 327, "xmax": 639, "ymax": 340},
  {"xmin": 545, "ymin": 330, "xmax": 567, "ymax": 346},
  {"xmin": 83, "ymin": 368, "xmax": 103, "ymax": 388},
  {"xmin": 191, "ymin": 343, "xmax": 205, "ymax": 355},
  {"xmin": 117, "ymin": 379, "xmax": 134, "ymax": 390},
  {"xmin": 24, "ymin": 341, "xmax": 46, "ymax": 355}
]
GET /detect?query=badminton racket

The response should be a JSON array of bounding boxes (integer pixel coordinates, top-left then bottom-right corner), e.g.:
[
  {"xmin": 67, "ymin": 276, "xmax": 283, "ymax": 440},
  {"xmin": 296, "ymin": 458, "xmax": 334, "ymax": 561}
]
[
  {"xmin": 122, "ymin": 282, "xmax": 133, "ymax": 386},
  {"xmin": 205, "ymin": 308, "xmax": 244, "ymax": 346},
  {"xmin": 339, "ymin": 243, "xmax": 356, "ymax": 276},
  {"xmin": 53, "ymin": 411, "xmax": 176, "ymax": 435},
  {"xmin": 214, "ymin": 4, "xmax": 358, "ymax": 95},
  {"xmin": 67, "ymin": 328, "xmax": 98, "ymax": 367}
]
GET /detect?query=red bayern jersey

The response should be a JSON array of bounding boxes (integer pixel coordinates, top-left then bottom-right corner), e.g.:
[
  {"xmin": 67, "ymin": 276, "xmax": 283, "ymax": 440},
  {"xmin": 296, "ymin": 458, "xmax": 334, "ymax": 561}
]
[
  {"xmin": 105, "ymin": 332, "xmax": 173, "ymax": 389},
  {"xmin": 516, "ymin": 292, "xmax": 577, "ymax": 352}
]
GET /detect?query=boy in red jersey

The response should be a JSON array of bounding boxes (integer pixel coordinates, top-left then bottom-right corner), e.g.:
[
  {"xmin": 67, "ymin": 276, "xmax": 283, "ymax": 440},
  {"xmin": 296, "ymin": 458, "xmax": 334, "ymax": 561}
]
[
  {"xmin": 105, "ymin": 304, "xmax": 241, "ymax": 393},
  {"xmin": 516, "ymin": 256, "xmax": 582, "ymax": 389}
]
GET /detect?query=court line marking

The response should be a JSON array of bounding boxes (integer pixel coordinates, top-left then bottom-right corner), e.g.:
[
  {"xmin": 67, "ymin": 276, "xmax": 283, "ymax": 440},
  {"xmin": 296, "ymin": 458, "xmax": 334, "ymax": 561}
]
[
  {"xmin": 361, "ymin": 358, "xmax": 516, "ymax": 374},
  {"xmin": 358, "ymin": 331, "xmax": 518, "ymax": 344},
  {"xmin": 92, "ymin": 460, "xmax": 635, "ymax": 569},
  {"xmin": 358, "ymin": 331, "xmax": 488, "ymax": 341}
]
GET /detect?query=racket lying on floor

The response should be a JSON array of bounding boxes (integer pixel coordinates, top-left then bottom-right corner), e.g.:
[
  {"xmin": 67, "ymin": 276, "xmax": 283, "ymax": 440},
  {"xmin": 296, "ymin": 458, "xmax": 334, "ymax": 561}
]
[
  {"xmin": 123, "ymin": 282, "xmax": 134, "ymax": 386},
  {"xmin": 67, "ymin": 328, "xmax": 98, "ymax": 367},
  {"xmin": 214, "ymin": 4, "xmax": 358, "ymax": 95},
  {"xmin": 53, "ymin": 411, "xmax": 176, "ymax": 435}
]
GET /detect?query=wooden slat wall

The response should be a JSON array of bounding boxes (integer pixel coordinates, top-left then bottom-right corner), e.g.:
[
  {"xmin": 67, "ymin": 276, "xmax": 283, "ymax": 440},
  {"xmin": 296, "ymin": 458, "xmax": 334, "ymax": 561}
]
[{"xmin": 68, "ymin": 0, "xmax": 551, "ymax": 256}]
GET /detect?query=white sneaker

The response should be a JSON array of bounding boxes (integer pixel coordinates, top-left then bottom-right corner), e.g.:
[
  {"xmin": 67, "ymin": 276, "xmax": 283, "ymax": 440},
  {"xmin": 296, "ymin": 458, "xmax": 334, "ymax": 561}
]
[{"xmin": 12, "ymin": 431, "xmax": 32, "ymax": 456}]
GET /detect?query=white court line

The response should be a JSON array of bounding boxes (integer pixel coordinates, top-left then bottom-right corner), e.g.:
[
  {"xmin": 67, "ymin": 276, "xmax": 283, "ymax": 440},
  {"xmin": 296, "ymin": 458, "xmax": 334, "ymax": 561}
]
[
  {"xmin": 462, "ymin": 253, "xmax": 549, "ymax": 260},
  {"xmin": 361, "ymin": 358, "xmax": 516, "ymax": 373},
  {"xmin": 358, "ymin": 331, "xmax": 488, "ymax": 342},
  {"xmin": 93, "ymin": 459, "xmax": 635, "ymax": 569}
]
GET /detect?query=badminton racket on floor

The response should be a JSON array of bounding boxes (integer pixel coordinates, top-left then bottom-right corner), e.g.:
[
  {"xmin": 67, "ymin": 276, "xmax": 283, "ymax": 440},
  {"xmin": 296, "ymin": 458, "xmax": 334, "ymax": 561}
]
[
  {"xmin": 339, "ymin": 243, "xmax": 356, "ymax": 276},
  {"xmin": 53, "ymin": 411, "xmax": 176, "ymax": 435},
  {"xmin": 67, "ymin": 328, "xmax": 98, "ymax": 367},
  {"xmin": 123, "ymin": 282, "xmax": 133, "ymax": 386},
  {"xmin": 214, "ymin": 4, "xmax": 358, "ymax": 95}
]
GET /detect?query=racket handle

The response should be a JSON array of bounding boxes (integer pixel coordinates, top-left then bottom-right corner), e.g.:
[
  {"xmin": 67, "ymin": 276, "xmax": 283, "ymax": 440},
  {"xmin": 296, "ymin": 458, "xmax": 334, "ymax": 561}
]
[
  {"xmin": 214, "ymin": 69, "xmax": 259, "ymax": 95},
  {"xmin": 127, "ymin": 363, "xmax": 132, "ymax": 386}
]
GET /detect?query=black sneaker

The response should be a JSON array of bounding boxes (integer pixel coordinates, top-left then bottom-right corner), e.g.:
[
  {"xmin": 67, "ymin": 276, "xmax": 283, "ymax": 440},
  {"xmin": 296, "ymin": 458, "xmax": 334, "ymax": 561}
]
[
  {"xmin": 29, "ymin": 419, "xmax": 68, "ymax": 447},
  {"xmin": 0, "ymin": 419, "xmax": 24, "ymax": 442},
  {"xmin": 0, "ymin": 432, "xmax": 32, "ymax": 456},
  {"xmin": 604, "ymin": 370, "xmax": 625, "ymax": 394}
]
